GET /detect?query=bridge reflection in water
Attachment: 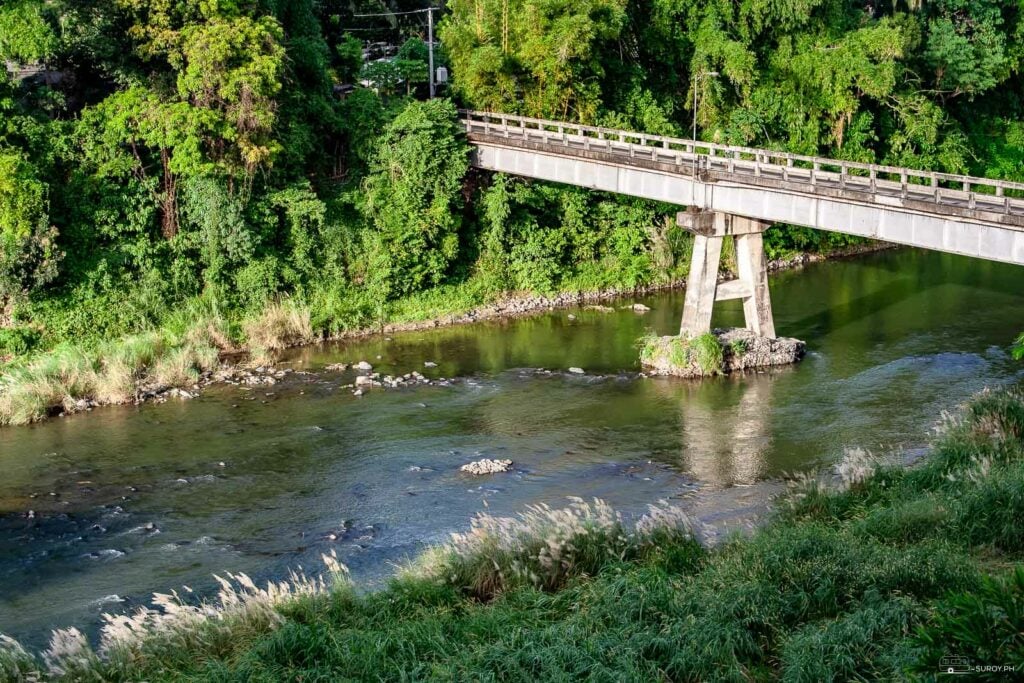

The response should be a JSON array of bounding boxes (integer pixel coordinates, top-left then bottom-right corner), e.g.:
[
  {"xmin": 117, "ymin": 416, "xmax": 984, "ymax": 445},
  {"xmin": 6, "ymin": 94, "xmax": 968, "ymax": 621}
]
[{"xmin": 649, "ymin": 370, "xmax": 791, "ymax": 488}]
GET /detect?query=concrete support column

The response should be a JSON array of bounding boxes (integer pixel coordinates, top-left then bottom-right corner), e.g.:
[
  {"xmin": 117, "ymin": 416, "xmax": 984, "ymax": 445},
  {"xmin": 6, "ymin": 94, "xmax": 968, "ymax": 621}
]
[
  {"xmin": 734, "ymin": 230, "xmax": 776, "ymax": 338},
  {"xmin": 677, "ymin": 211, "xmax": 775, "ymax": 338},
  {"xmin": 679, "ymin": 234, "xmax": 724, "ymax": 336}
]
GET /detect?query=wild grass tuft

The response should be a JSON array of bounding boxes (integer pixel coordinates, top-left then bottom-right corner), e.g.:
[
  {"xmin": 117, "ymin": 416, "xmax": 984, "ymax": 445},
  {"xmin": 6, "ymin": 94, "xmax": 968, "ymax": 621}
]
[
  {"xmin": 0, "ymin": 554, "xmax": 348, "ymax": 681},
  {"xmin": 242, "ymin": 300, "xmax": 314, "ymax": 365},
  {"xmin": 0, "ymin": 326, "xmax": 225, "ymax": 426},
  {"xmin": 639, "ymin": 333, "xmax": 723, "ymax": 376},
  {"xmin": 405, "ymin": 498, "xmax": 699, "ymax": 600}
]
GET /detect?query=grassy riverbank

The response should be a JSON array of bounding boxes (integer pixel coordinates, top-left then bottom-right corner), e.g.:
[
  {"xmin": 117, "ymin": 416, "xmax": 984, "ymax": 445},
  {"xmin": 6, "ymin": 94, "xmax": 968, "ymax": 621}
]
[
  {"xmin": 0, "ymin": 240, "xmax": 888, "ymax": 427},
  {"xmin": 3, "ymin": 388, "xmax": 1022, "ymax": 680}
]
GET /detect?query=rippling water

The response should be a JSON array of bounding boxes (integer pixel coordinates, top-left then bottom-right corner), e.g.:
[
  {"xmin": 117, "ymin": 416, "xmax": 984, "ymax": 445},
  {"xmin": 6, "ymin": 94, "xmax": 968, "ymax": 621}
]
[{"xmin": 2, "ymin": 248, "xmax": 1023, "ymax": 647}]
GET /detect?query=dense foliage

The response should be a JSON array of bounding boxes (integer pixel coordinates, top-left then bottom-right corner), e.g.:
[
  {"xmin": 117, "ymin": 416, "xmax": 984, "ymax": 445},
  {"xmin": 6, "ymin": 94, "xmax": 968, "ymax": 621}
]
[{"xmin": 0, "ymin": 0, "xmax": 1022, "ymax": 361}]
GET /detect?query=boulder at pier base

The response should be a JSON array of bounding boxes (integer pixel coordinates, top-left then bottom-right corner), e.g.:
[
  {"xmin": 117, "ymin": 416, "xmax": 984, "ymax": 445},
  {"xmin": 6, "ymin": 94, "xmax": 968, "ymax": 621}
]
[{"xmin": 641, "ymin": 328, "xmax": 805, "ymax": 378}]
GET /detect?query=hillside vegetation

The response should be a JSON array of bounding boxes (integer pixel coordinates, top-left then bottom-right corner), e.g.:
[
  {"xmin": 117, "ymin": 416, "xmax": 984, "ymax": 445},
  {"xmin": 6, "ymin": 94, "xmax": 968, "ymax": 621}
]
[{"xmin": 1, "ymin": 0, "xmax": 1022, "ymax": 421}]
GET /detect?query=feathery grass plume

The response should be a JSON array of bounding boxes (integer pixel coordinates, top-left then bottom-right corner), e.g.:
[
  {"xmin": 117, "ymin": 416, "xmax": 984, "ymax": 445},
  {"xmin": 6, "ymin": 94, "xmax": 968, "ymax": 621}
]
[
  {"xmin": 98, "ymin": 553, "xmax": 347, "ymax": 673},
  {"xmin": 0, "ymin": 553, "xmax": 347, "ymax": 680},
  {"xmin": 0, "ymin": 634, "xmax": 36, "ymax": 680},
  {"xmin": 42, "ymin": 628, "xmax": 99, "ymax": 679},
  {"xmin": 406, "ymin": 498, "xmax": 697, "ymax": 600},
  {"xmin": 836, "ymin": 447, "xmax": 881, "ymax": 490},
  {"xmin": 243, "ymin": 300, "xmax": 313, "ymax": 364}
]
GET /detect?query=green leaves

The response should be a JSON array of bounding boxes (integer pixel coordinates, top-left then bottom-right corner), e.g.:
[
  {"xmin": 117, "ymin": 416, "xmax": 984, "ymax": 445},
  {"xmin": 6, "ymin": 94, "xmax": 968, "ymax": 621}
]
[
  {"xmin": 439, "ymin": 0, "xmax": 628, "ymax": 121},
  {"xmin": 0, "ymin": 150, "xmax": 59, "ymax": 314},
  {"xmin": 923, "ymin": 0, "xmax": 1015, "ymax": 99},
  {"xmin": 361, "ymin": 99, "xmax": 470, "ymax": 299},
  {"xmin": 1012, "ymin": 333, "xmax": 1024, "ymax": 361},
  {"xmin": 0, "ymin": 0, "xmax": 57, "ymax": 64},
  {"xmin": 177, "ymin": 13, "xmax": 285, "ymax": 174}
]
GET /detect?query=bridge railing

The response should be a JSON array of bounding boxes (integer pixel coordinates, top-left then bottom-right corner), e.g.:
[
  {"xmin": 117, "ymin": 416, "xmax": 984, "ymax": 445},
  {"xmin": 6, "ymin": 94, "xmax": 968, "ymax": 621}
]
[{"xmin": 460, "ymin": 110, "xmax": 1024, "ymax": 215}]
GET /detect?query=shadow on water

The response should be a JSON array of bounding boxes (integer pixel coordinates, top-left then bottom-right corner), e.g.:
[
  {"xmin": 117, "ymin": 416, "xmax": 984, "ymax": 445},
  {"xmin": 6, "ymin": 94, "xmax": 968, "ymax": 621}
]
[{"xmin": 2, "ymin": 247, "xmax": 1024, "ymax": 647}]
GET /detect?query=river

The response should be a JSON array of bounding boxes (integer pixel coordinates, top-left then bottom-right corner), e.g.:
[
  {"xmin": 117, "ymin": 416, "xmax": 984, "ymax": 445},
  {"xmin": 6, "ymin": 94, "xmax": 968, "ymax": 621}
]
[{"xmin": 2, "ymin": 247, "xmax": 1023, "ymax": 648}]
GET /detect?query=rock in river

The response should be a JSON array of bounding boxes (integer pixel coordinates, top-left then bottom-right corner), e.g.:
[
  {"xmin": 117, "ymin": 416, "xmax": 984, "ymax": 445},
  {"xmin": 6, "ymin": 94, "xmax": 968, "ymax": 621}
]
[{"xmin": 460, "ymin": 459, "xmax": 514, "ymax": 475}]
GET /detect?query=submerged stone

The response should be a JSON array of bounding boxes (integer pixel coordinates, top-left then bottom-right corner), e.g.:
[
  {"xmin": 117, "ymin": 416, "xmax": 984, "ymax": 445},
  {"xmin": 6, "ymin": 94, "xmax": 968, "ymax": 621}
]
[{"xmin": 640, "ymin": 328, "xmax": 805, "ymax": 378}]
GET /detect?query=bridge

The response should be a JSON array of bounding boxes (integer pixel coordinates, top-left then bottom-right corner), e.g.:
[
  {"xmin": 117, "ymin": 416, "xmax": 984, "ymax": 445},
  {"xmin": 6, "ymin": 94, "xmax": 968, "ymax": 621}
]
[{"xmin": 460, "ymin": 110, "xmax": 1024, "ymax": 340}]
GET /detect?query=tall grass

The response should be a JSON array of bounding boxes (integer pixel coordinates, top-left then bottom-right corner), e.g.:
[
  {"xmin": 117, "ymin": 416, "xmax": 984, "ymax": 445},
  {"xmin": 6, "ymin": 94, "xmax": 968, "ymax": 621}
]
[
  {"xmin": 406, "ymin": 498, "xmax": 699, "ymax": 599},
  {"xmin": 639, "ymin": 332, "xmax": 724, "ymax": 376},
  {"xmin": 0, "ymin": 554, "xmax": 347, "ymax": 681},
  {"xmin": 0, "ymin": 319, "xmax": 228, "ymax": 426},
  {"xmin": 242, "ymin": 300, "xmax": 314, "ymax": 365}
]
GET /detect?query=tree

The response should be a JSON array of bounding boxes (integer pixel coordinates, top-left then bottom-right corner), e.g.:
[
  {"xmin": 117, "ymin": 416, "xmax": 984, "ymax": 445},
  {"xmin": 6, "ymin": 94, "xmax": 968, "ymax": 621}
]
[
  {"xmin": 0, "ymin": 151, "xmax": 59, "ymax": 320},
  {"xmin": 396, "ymin": 38, "xmax": 429, "ymax": 96},
  {"xmin": 80, "ymin": 1, "xmax": 286, "ymax": 237},
  {"xmin": 0, "ymin": 0, "xmax": 57, "ymax": 64},
  {"xmin": 923, "ymin": 0, "xmax": 1017, "ymax": 100},
  {"xmin": 361, "ymin": 99, "xmax": 470, "ymax": 298},
  {"xmin": 336, "ymin": 33, "xmax": 363, "ymax": 83},
  {"xmin": 439, "ymin": 0, "xmax": 628, "ymax": 121}
]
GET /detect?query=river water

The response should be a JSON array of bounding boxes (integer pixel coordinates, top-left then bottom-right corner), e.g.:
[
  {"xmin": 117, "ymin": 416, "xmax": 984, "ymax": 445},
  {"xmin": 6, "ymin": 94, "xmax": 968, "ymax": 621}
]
[{"xmin": 2, "ymin": 248, "xmax": 1023, "ymax": 647}]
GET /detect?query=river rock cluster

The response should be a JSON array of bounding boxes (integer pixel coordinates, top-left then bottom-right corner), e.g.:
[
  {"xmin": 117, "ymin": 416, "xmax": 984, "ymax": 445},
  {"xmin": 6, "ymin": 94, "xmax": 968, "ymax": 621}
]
[
  {"xmin": 328, "ymin": 362, "xmax": 455, "ymax": 396},
  {"xmin": 139, "ymin": 366, "xmax": 293, "ymax": 403},
  {"xmin": 460, "ymin": 458, "xmax": 514, "ymax": 475},
  {"xmin": 717, "ymin": 328, "xmax": 806, "ymax": 372}
]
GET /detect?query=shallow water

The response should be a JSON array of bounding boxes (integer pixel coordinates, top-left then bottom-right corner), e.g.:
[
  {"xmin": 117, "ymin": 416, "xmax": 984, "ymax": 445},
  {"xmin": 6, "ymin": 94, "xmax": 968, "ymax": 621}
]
[{"xmin": 2, "ymin": 248, "xmax": 1023, "ymax": 647}]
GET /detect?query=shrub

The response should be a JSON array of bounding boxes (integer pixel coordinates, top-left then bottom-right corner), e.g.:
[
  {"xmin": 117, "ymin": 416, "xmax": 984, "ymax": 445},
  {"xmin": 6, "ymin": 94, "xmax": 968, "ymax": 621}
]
[
  {"xmin": 0, "ymin": 325, "xmax": 41, "ymax": 358},
  {"xmin": 361, "ymin": 99, "xmax": 470, "ymax": 298}
]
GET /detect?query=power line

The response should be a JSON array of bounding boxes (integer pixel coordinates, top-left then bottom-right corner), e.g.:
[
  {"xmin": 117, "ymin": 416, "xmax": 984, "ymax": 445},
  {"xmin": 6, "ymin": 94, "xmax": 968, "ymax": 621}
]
[{"xmin": 353, "ymin": 8, "xmax": 437, "ymax": 17}]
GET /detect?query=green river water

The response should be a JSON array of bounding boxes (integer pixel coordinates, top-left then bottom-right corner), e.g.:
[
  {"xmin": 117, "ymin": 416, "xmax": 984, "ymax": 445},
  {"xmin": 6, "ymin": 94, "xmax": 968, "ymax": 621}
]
[{"xmin": 2, "ymin": 248, "xmax": 1023, "ymax": 647}]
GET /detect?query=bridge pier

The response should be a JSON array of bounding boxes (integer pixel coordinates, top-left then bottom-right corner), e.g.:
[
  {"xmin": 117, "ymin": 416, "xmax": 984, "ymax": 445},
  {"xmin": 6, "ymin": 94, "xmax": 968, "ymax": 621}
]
[{"xmin": 678, "ymin": 211, "xmax": 775, "ymax": 338}]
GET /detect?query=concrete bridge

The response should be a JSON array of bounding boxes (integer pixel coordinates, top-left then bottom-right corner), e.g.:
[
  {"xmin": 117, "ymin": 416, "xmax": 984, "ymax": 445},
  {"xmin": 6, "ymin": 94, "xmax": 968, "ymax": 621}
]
[{"xmin": 461, "ymin": 110, "xmax": 1024, "ymax": 339}]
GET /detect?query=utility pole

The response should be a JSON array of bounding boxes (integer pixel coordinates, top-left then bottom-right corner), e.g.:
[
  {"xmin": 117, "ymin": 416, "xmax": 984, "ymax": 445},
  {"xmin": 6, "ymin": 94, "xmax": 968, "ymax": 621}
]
[
  {"xmin": 428, "ymin": 7, "xmax": 436, "ymax": 99},
  {"xmin": 352, "ymin": 7, "xmax": 440, "ymax": 98}
]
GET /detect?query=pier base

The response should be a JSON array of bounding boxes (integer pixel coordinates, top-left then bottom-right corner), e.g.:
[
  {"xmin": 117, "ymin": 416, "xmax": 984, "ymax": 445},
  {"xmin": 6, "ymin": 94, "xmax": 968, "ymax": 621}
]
[
  {"xmin": 641, "ymin": 210, "xmax": 804, "ymax": 378},
  {"xmin": 641, "ymin": 328, "xmax": 805, "ymax": 378}
]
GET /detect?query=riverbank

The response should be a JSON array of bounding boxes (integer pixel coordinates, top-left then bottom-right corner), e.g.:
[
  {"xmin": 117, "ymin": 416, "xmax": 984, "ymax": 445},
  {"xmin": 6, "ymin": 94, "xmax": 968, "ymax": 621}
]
[
  {"xmin": 0, "ymin": 241, "xmax": 894, "ymax": 428},
  {"xmin": 2, "ymin": 387, "xmax": 1020, "ymax": 680}
]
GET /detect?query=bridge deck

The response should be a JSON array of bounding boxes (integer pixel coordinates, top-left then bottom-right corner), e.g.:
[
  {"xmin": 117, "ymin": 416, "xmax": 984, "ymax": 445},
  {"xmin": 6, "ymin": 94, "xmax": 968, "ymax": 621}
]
[
  {"xmin": 462, "ymin": 111, "xmax": 1024, "ymax": 265},
  {"xmin": 461, "ymin": 111, "xmax": 1024, "ymax": 226}
]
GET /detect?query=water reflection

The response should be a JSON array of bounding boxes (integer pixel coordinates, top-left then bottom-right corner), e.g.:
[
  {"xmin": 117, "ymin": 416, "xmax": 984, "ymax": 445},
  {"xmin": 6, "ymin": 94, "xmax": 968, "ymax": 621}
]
[{"xmin": 646, "ymin": 370, "xmax": 787, "ymax": 487}]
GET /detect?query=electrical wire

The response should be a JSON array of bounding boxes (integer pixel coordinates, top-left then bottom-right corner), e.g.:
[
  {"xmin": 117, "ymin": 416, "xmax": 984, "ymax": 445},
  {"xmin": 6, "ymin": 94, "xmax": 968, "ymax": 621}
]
[{"xmin": 352, "ymin": 8, "xmax": 437, "ymax": 17}]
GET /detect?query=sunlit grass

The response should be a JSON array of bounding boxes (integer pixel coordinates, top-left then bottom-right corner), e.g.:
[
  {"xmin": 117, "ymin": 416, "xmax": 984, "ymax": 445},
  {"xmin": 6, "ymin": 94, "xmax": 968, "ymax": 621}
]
[{"xmin": 242, "ymin": 300, "xmax": 314, "ymax": 365}]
